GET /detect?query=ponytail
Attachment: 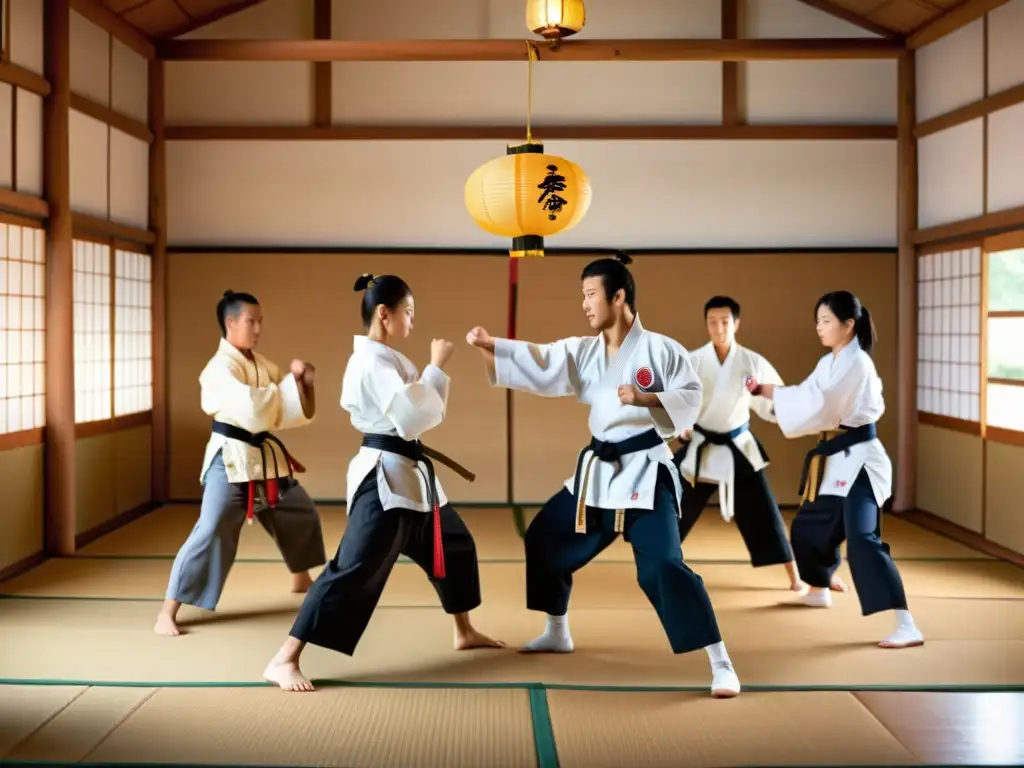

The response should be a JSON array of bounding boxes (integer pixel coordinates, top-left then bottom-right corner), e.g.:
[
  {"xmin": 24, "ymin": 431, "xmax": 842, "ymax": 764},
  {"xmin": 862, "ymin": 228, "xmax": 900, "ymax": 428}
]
[{"xmin": 854, "ymin": 306, "xmax": 876, "ymax": 355}]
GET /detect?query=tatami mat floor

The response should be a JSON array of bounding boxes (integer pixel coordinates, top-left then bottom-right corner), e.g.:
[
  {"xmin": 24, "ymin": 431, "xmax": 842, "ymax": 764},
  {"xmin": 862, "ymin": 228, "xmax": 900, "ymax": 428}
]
[{"xmin": 2, "ymin": 505, "xmax": 1022, "ymax": 767}]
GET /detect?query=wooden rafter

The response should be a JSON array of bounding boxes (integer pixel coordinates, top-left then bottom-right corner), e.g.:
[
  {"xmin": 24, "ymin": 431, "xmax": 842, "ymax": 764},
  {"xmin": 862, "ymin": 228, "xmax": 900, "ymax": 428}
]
[
  {"xmin": 793, "ymin": 0, "xmax": 900, "ymax": 38},
  {"xmin": 156, "ymin": 37, "xmax": 905, "ymax": 61},
  {"xmin": 907, "ymin": 0, "xmax": 1012, "ymax": 49},
  {"xmin": 69, "ymin": 0, "xmax": 155, "ymax": 58},
  {"xmin": 160, "ymin": 0, "xmax": 273, "ymax": 40}
]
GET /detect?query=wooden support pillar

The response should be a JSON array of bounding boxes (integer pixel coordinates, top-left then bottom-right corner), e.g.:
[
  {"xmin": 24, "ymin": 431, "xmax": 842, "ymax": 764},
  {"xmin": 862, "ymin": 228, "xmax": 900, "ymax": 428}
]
[
  {"xmin": 894, "ymin": 51, "xmax": 918, "ymax": 512},
  {"xmin": 313, "ymin": 0, "xmax": 332, "ymax": 127},
  {"xmin": 722, "ymin": 0, "xmax": 745, "ymax": 125},
  {"xmin": 149, "ymin": 59, "xmax": 168, "ymax": 504},
  {"xmin": 42, "ymin": 0, "xmax": 76, "ymax": 555}
]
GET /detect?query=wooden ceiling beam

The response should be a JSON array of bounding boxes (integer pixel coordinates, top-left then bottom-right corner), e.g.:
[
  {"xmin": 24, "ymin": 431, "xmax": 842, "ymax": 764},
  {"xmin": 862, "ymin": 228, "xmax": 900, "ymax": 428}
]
[
  {"xmin": 164, "ymin": 123, "xmax": 897, "ymax": 140},
  {"xmin": 69, "ymin": 0, "xmax": 155, "ymax": 58},
  {"xmin": 907, "ymin": 0, "xmax": 1011, "ymax": 49},
  {"xmin": 792, "ymin": 0, "xmax": 900, "ymax": 38},
  {"xmin": 156, "ymin": 37, "xmax": 905, "ymax": 61}
]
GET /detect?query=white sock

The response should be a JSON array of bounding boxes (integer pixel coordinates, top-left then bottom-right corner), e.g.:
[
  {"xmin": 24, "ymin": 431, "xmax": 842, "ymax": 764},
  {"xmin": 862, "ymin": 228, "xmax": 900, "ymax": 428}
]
[
  {"xmin": 705, "ymin": 641, "xmax": 731, "ymax": 667},
  {"xmin": 895, "ymin": 609, "xmax": 915, "ymax": 628},
  {"xmin": 520, "ymin": 614, "xmax": 573, "ymax": 653},
  {"xmin": 547, "ymin": 614, "xmax": 569, "ymax": 635}
]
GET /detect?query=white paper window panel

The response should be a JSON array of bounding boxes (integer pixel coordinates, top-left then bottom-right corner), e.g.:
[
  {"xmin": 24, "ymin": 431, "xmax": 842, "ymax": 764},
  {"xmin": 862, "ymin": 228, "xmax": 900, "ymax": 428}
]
[{"xmin": 987, "ymin": 0, "xmax": 1024, "ymax": 94}]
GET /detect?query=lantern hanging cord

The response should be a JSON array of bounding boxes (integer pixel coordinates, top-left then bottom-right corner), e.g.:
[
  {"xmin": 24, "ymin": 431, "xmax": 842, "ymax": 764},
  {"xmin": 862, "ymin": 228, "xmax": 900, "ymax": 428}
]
[{"xmin": 525, "ymin": 41, "xmax": 539, "ymax": 144}]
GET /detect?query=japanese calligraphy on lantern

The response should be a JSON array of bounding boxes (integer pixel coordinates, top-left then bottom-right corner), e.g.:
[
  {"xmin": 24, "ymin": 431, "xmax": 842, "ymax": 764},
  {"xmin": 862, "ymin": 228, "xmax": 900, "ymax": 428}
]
[{"xmin": 537, "ymin": 165, "xmax": 568, "ymax": 220}]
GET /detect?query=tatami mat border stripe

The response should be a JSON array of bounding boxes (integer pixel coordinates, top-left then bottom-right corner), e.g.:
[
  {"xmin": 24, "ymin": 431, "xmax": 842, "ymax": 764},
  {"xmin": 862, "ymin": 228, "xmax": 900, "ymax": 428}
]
[{"xmin": 529, "ymin": 688, "xmax": 560, "ymax": 768}]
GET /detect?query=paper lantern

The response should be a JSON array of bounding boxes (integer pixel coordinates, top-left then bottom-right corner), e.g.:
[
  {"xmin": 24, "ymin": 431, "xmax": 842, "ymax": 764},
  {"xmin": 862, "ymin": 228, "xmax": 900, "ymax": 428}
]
[
  {"xmin": 465, "ymin": 142, "xmax": 592, "ymax": 258},
  {"xmin": 526, "ymin": 0, "xmax": 586, "ymax": 39}
]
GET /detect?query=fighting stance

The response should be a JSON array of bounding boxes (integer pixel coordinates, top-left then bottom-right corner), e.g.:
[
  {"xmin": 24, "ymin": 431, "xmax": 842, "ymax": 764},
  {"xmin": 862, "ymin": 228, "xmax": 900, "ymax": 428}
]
[
  {"xmin": 468, "ymin": 254, "xmax": 741, "ymax": 698},
  {"xmin": 155, "ymin": 290, "xmax": 327, "ymax": 637},
  {"xmin": 674, "ymin": 296, "xmax": 806, "ymax": 591},
  {"xmin": 264, "ymin": 274, "xmax": 504, "ymax": 692},
  {"xmin": 746, "ymin": 290, "xmax": 924, "ymax": 649}
]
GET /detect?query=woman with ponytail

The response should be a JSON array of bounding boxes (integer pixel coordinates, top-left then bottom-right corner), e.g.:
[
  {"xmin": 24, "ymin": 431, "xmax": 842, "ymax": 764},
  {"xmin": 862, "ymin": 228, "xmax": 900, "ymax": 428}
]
[
  {"xmin": 745, "ymin": 290, "xmax": 924, "ymax": 649},
  {"xmin": 264, "ymin": 273, "xmax": 504, "ymax": 692}
]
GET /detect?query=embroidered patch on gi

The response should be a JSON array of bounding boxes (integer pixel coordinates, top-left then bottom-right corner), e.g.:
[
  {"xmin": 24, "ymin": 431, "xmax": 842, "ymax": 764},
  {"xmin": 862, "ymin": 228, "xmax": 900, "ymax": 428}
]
[
  {"xmin": 634, "ymin": 366, "xmax": 654, "ymax": 390},
  {"xmin": 631, "ymin": 491, "xmax": 639, "ymax": 501}
]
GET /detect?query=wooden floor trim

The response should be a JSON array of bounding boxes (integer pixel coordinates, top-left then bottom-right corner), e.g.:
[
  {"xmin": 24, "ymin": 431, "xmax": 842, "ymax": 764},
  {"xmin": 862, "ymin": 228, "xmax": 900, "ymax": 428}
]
[{"xmin": 74, "ymin": 501, "xmax": 159, "ymax": 550}]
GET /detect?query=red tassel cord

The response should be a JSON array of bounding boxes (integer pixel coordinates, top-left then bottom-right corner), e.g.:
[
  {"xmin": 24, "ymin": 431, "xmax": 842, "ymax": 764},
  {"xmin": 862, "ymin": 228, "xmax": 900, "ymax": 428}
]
[
  {"xmin": 246, "ymin": 481, "xmax": 256, "ymax": 524},
  {"xmin": 432, "ymin": 500, "xmax": 446, "ymax": 579}
]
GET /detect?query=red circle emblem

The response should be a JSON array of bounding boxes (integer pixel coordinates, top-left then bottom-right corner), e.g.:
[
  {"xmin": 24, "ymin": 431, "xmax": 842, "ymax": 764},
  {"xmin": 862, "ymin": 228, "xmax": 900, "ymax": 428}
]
[{"xmin": 634, "ymin": 366, "xmax": 654, "ymax": 390}]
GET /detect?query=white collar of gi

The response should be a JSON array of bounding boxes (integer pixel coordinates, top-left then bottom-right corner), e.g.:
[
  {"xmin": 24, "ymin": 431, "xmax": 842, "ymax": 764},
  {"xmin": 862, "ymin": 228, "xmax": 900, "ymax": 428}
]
[{"xmin": 218, "ymin": 337, "xmax": 252, "ymax": 365}]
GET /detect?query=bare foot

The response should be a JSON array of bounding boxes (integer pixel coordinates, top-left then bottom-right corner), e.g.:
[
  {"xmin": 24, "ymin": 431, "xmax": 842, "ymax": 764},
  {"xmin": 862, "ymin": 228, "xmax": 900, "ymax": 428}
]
[
  {"xmin": 455, "ymin": 628, "xmax": 507, "ymax": 651},
  {"xmin": 154, "ymin": 612, "xmax": 182, "ymax": 636},
  {"xmin": 263, "ymin": 660, "xmax": 315, "ymax": 692},
  {"xmin": 790, "ymin": 579, "xmax": 810, "ymax": 594},
  {"xmin": 830, "ymin": 575, "xmax": 850, "ymax": 592},
  {"xmin": 290, "ymin": 571, "xmax": 313, "ymax": 594}
]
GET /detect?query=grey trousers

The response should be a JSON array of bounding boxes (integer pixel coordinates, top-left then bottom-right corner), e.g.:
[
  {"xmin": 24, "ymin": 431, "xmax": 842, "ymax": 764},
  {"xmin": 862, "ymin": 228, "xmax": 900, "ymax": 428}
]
[{"xmin": 165, "ymin": 453, "xmax": 328, "ymax": 611}]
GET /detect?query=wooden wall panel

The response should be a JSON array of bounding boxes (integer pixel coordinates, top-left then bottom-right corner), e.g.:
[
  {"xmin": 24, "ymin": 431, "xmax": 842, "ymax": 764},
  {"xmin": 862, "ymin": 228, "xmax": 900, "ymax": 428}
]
[
  {"xmin": 987, "ymin": 0, "xmax": 1024, "ymax": 94},
  {"xmin": 15, "ymin": 90, "xmax": 44, "ymax": 196},
  {"xmin": 745, "ymin": 60, "xmax": 896, "ymax": 123},
  {"xmin": 166, "ymin": 253, "xmax": 508, "ymax": 503},
  {"xmin": 986, "ymin": 441, "xmax": 1024, "ymax": 553},
  {"xmin": 986, "ymin": 103, "xmax": 1024, "ymax": 213},
  {"xmin": 69, "ymin": 8, "xmax": 110, "ymax": 106},
  {"xmin": 109, "ymin": 128, "xmax": 149, "ymax": 229},
  {"xmin": 916, "ymin": 424, "xmax": 984, "ymax": 532},
  {"xmin": 915, "ymin": 19, "xmax": 985, "ymax": 123},
  {"xmin": 0, "ymin": 445, "xmax": 44, "ymax": 573},
  {"xmin": 69, "ymin": 109, "xmax": 109, "ymax": 217},
  {"xmin": 8, "ymin": 0, "xmax": 44, "ymax": 75},
  {"xmin": 166, "ymin": 140, "xmax": 897, "ymax": 249},
  {"xmin": 917, "ymin": 119, "xmax": 985, "ymax": 228},
  {"xmin": 111, "ymin": 38, "xmax": 148, "ymax": 123}
]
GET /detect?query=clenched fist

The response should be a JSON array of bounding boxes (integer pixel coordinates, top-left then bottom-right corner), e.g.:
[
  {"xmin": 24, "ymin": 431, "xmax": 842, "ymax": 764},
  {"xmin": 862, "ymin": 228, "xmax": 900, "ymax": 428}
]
[
  {"xmin": 465, "ymin": 326, "xmax": 494, "ymax": 350},
  {"xmin": 431, "ymin": 338, "xmax": 454, "ymax": 369},
  {"xmin": 617, "ymin": 384, "xmax": 639, "ymax": 405},
  {"xmin": 290, "ymin": 359, "xmax": 306, "ymax": 378}
]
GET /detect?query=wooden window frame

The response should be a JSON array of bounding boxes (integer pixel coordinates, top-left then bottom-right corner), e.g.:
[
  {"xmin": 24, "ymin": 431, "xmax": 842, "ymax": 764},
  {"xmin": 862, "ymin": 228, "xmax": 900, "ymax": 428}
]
[
  {"xmin": 981, "ymin": 229, "xmax": 1024, "ymax": 448},
  {"xmin": 915, "ymin": 239, "xmax": 984, "ymax": 436},
  {"xmin": 72, "ymin": 232, "xmax": 152, "ymax": 440},
  {"xmin": 0, "ymin": 210, "xmax": 46, "ymax": 451}
]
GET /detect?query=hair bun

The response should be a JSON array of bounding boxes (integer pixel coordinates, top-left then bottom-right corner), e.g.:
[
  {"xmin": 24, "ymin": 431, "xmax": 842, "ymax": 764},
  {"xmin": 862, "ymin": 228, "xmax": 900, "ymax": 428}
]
[
  {"xmin": 222, "ymin": 290, "xmax": 234, "ymax": 298},
  {"xmin": 615, "ymin": 251, "xmax": 633, "ymax": 265},
  {"xmin": 353, "ymin": 273, "xmax": 375, "ymax": 292}
]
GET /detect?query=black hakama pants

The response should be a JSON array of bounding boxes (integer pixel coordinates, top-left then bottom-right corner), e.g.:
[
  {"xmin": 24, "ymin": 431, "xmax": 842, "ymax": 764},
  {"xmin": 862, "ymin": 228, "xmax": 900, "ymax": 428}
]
[
  {"xmin": 790, "ymin": 469, "xmax": 909, "ymax": 616},
  {"xmin": 289, "ymin": 470, "xmax": 482, "ymax": 655},
  {"xmin": 676, "ymin": 470, "xmax": 794, "ymax": 568},
  {"xmin": 525, "ymin": 464, "xmax": 722, "ymax": 654}
]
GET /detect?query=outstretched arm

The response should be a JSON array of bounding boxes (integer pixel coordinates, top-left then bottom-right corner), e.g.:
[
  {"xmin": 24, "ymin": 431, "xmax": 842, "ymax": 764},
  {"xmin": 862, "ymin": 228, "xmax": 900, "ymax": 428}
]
[
  {"xmin": 749, "ymin": 355, "xmax": 783, "ymax": 424},
  {"xmin": 466, "ymin": 326, "xmax": 581, "ymax": 398},
  {"xmin": 748, "ymin": 359, "xmax": 865, "ymax": 438}
]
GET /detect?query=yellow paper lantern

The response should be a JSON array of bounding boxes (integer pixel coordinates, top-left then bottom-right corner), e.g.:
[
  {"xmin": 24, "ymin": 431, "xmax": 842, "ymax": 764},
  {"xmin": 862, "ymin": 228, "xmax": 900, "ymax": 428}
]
[
  {"xmin": 526, "ymin": 0, "xmax": 586, "ymax": 39},
  {"xmin": 465, "ymin": 142, "xmax": 592, "ymax": 258}
]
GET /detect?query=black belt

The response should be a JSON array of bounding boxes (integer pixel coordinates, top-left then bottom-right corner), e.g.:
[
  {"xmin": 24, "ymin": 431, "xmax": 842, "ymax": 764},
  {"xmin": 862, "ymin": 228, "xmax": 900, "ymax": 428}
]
[
  {"xmin": 673, "ymin": 422, "xmax": 769, "ymax": 480},
  {"xmin": 361, "ymin": 434, "xmax": 475, "ymax": 579},
  {"xmin": 211, "ymin": 420, "xmax": 305, "ymax": 523},
  {"xmin": 798, "ymin": 423, "xmax": 877, "ymax": 504},
  {"xmin": 572, "ymin": 428, "xmax": 664, "ymax": 534}
]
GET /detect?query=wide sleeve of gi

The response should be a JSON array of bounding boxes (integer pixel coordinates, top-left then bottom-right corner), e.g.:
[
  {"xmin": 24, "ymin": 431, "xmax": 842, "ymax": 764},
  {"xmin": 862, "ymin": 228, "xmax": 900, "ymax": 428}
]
[
  {"xmin": 649, "ymin": 340, "xmax": 703, "ymax": 439},
  {"xmin": 750, "ymin": 354, "xmax": 784, "ymax": 424},
  {"xmin": 367, "ymin": 360, "xmax": 450, "ymax": 440},
  {"xmin": 199, "ymin": 359, "xmax": 286, "ymax": 434},
  {"xmin": 491, "ymin": 337, "xmax": 583, "ymax": 397},
  {"xmin": 263, "ymin": 356, "xmax": 315, "ymax": 431},
  {"xmin": 772, "ymin": 355, "xmax": 867, "ymax": 438}
]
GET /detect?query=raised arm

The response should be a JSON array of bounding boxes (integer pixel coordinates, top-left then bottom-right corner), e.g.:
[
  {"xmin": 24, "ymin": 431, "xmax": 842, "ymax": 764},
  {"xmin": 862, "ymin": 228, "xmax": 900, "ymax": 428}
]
[
  {"xmin": 749, "ymin": 355, "xmax": 783, "ymax": 424},
  {"xmin": 769, "ymin": 357, "xmax": 867, "ymax": 438},
  {"xmin": 264, "ymin": 356, "xmax": 316, "ymax": 430},
  {"xmin": 466, "ymin": 326, "xmax": 582, "ymax": 398},
  {"xmin": 200, "ymin": 360, "xmax": 308, "ymax": 434}
]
